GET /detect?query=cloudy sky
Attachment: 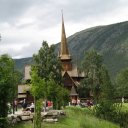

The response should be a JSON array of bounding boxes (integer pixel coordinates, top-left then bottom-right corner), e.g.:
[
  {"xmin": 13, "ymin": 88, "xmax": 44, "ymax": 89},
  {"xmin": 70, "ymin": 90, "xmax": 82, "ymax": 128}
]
[{"xmin": 0, "ymin": 0, "xmax": 128, "ymax": 58}]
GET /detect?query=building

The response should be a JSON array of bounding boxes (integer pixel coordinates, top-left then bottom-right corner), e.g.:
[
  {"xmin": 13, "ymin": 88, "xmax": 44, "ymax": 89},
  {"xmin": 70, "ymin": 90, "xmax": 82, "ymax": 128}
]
[
  {"xmin": 17, "ymin": 65, "xmax": 32, "ymax": 101},
  {"xmin": 58, "ymin": 14, "xmax": 84, "ymax": 103}
]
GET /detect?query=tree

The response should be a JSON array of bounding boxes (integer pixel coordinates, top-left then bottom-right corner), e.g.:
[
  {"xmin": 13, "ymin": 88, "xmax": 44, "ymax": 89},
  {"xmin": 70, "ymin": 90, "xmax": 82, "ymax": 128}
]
[
  {"xmin": 79, "ymin": 50, "xmax": 103, "ymax": 100},
  {"xmin": 79, "ymin": 50, "xmax": 117, "ymax": 103},
  {"xmin": 0, "ymin": 54, "xmax": 14, "ymax": 128},
  {"xmin": 80, "ymin": 51, "xmax": 126, "ymax": 125},
  {"xmin": 46, "ymin": 79, "xmax": 69, "ymax": 109},
  {"xmin": 32, "ymin": 41, "xmax": 68, "ymax": 107},
  {"xmin": 115, "ymin": 68, "xmax": 128, "ymax": 98},
  {"xmin": 78, "ymin": 78, "xmax": 91, "ymax": 98},
  {"xmin": 33, "ymin": 41, "xmax": 62, "ymax": 84},
  {"xmin": 31, "ymin": 67, "xmax": 46, "ymax": 128},
  {"xmin": 95, "ymin": 66, "xmax": 117, "ymax": 121},
  {"xmin": 31, "ymin": 41, "xmax": 69, "ymax": 128}
]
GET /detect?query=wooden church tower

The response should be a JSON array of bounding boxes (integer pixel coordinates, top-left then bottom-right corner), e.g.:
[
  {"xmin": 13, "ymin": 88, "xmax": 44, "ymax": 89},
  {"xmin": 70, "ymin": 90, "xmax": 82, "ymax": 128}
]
[{"xmin": 59, "ymin": 13, "xmax": 84, "ymax": 103}]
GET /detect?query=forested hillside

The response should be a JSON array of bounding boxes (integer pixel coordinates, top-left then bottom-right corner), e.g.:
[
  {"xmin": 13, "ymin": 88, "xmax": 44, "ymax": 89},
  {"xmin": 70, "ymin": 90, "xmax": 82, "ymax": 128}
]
[
  {"xmin": 14, "ymin": 57, "xmax": 33, "ymax": 73},
  {"xmin": 14, "ymin": 21, "xmax": 128, "ymax": 79}
]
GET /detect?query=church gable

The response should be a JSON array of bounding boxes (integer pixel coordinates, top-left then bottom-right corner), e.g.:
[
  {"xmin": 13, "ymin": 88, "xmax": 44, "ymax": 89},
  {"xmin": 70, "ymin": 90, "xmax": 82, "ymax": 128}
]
[{"xmin": 63, "ymin": 72, "xmax": 75, "ymax": 88}]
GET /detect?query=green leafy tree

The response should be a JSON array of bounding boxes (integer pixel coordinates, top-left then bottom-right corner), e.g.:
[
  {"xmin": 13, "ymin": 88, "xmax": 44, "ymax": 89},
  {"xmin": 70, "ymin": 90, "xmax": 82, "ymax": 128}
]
[
  {"xmin": 31, "ymin": 41, "xmax": 69, "ymax": 128},
  {"xmin": 46, "ymin": 79, "xmax": 69, "ymax": 109},
  {"xmin": 78, "ymin": 78, "xmax": 90, "ymax": 98},
  {"xmin": 94, "ymin": 66, "xmax": 120, "ymax": 123},
  {"xmin": 33, "ymin": 41, "xmax": 62, "ymax": 84},
  {"xmin": 115, "ymin": 68, "xmax": 128, "ymax": 98},
  {"xmin": 11, "ymin": 70, "xmax": 23, "ymax": 114},
  {"xmin": 0, "ymin": 54, "xmax": 14, "ymax": 128},
  {"xmin": 32, "ymin": 41, "xmax": 68, "ymax": 107},
  {"xmin": 79, "ymin": 50, "xmax": 126, "ymax": 126},
  {"xmin": 79, "ymin": 50, "xmax": 117, "ymax": 115},
  {"xmin": 99, "ymin": 66, "xmax": 114, "ymax": 99},
  {"xmin": 31, "ymin": 67, "xmax": 46, "ymax": 128},
  {"xmin": 79, "ymin": 50, "xmax": 103, "ymax": 100}
]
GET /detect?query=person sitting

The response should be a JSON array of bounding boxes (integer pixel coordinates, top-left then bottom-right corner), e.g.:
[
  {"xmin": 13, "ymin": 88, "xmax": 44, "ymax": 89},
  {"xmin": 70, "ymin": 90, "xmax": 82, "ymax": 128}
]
[
  {"xmin": 22, "ymin": 99, "xmax": 28, "ymax": 111},
  {"xmin": 30, "ymin": 102, "xmax": 35, "ymax": 112},
  {"xmin": 87, "ymin": 100, "xmax": 91, "ymax": 107},
  {"xmin": 72, "ymin": 99, "xmax": 77, "ymax": 106}
]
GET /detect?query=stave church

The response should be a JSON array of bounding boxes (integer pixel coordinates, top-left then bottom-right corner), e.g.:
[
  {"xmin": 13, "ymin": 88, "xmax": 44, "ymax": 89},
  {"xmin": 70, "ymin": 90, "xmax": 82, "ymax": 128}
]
[{"xmin": 18, "ymin": 14, "xmax": 85, "ymax": 104}]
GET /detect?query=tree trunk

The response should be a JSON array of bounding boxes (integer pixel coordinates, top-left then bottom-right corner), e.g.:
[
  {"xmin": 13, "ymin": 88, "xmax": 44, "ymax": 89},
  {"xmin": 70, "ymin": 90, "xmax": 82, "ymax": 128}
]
[{"xmin": 33, "ymin": 98, "xmax": 42, "ymax": 128}]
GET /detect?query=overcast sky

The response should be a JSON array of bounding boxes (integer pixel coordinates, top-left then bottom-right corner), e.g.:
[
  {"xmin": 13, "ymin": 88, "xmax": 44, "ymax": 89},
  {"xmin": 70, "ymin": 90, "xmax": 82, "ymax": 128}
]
[{"xmin": 0, "ymin": 0, "xmax": 128, "ymax": 58}]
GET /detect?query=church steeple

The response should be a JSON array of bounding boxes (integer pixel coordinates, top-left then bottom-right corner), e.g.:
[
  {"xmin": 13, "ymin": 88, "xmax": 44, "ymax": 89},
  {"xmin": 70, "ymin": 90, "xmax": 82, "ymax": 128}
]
[{"xmin": 60, "ymin": 11, "xmax": 71, "ymax": 60}]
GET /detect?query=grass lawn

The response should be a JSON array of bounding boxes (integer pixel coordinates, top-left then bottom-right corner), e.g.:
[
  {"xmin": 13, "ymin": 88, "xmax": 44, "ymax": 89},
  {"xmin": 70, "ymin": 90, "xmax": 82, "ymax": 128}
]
[
  {"xmin": 121, "ymin": 103, "xmax": 128, "ymax": 112},
  {"xmin": 13, "ymin": 106, "xmax": 120, "ymax": 128}
]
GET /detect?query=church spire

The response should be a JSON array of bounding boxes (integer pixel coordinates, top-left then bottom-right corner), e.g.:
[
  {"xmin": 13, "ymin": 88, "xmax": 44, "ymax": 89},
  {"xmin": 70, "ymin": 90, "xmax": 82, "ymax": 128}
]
[{"xmin": 60, "ymin": 11, "xmax": 71, "ymax": 60}]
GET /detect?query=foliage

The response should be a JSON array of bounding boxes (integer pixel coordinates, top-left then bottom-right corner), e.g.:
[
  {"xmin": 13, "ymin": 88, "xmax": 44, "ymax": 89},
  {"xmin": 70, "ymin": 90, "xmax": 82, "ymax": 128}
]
[
  {"xmin": 79, "ymin": 50, "xmax": 123, "ymax": 125},
  {"xmin": 121, "ymin": 103, "xmax": 128, "ymax": 112},
  {"xmin": 115, "ymin": 68, "xmax": 128, "ymax": 98},
  {"xmin": 0, "ymin": 54, "xmax": 14, "ymax": 128},
  {"xmin": 94, "ymin": 66, "xmax": 115, "ymax": 113},
  {"xmin": 98, "ymin": 66, "xmax": 114, "ymax": 99},
  {"xmin": 31, "ymin": 41, "xmax": 69, "ymax": 128},
  {"xmin": 77, "ymin": 49, "xmax": 128, "ymax": 127},
  {"xmin": 33, "ymin": 41, "xmax": 62, "ymax": 84},
  {"xmin": 81, "ymin": 50, "xmax": 103, "ymax": 72},
  {"xmin": 31, "ymin": 67, "xmax": 69, "ymax": 110},
  {"xmin": 79, "ymin": 50, "xmax": 103, "ymax": 100},
  {"xmin": 31, "ymin": 67, "xmax": 46, "ymax": 128},
  {"xmin": 78, "ymin": 78, "xmax": 90, "ymax": 98},
  {"xmin": 32, "ymin": 41, "xmax": 69, "ymax": 108},
  {"xmin": 93, "ymin": 66, "xmax": 128, "ymax": 127},
  {"xmin": 46, "ymin": 79, "xmax": 69, "ymax": 109},
  {"xmin": 33, "ymin": 99, "xmax": 42, "ymax": 128},
  {"xmin": 14, "ymin": 70, "xmax": 23, "ymax": 84},
  {"xmin": 31, "ymin": 67, "xmax": 46, "ymax": 99}
]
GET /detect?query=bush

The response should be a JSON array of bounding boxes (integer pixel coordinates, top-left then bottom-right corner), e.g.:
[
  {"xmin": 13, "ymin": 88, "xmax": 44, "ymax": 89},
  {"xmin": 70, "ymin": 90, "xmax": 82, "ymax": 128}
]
[
  {"xmin": 115, "ymin": 111, "xmax": 128, "ymax": 128},
  {"xmin": 95, "ymin": 101, "xmax": 128, "ymax": 127},
  {"xmin": 94, "ymin": 100, "xmax": 117, "ymax": 120},
  {"xmin": 0, "ymin": 117, "xmax": 8, "ymax": 128}
]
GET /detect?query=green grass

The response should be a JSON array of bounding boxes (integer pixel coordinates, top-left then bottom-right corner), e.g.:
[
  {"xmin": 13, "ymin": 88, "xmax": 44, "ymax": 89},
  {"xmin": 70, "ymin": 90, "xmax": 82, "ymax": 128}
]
[
  {"xmin": 13, "ymin": 106, "xmax": 120, "ymax": 128},
  {"xmin": 121, "ymin": 103, "xmax": 128, "ymax": 112}
]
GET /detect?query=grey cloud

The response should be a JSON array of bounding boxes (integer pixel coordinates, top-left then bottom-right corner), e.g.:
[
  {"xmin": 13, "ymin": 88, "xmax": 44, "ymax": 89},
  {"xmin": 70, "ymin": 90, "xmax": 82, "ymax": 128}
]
[
  {"xmin": 18, "ymin": 42, "xmax": 41, "ymax": 58},
  {"xmin": 35, "ymin": 0, "xmax": 123, "ymax": 29},
  {"xmin": 59, "ymin": 0, "xmax": 122, "ymax": 22},
  {"xmin": 0, "ymin": 0, "xmax": 126, "ymax": 25},
  {"xmin": 0, "ymin": 0, "xmax": 128, "ymax": 58},
  {"xmin": 0, "ymin": 0, "xmax": 49, "ymax": 23},
  {"xmin": 0, "ymin": 41, "xmax": 41, "ymax": 58}
]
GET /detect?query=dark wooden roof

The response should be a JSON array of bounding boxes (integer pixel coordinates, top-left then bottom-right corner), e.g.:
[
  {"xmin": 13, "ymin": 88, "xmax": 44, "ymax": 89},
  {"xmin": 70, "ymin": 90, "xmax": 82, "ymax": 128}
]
[{"xmin": 70, "ymin": 86, "xmax": 78, "ymax": 96}]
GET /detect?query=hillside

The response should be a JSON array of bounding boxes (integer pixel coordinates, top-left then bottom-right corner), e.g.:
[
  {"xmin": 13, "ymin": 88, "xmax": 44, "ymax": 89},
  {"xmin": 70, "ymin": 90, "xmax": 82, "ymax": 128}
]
[
  {"xmin": 14, "ymin": 57, "xmax": 33, "ymax": 73},
  {"xmin": 14, "ymin": 21, "xmax": 128, "ymax": 79}
]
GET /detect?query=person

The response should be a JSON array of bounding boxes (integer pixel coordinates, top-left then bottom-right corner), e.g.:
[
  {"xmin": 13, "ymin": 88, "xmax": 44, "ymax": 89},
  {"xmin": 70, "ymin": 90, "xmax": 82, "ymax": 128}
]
[
  {"xmin": 77, "ymin": 98, "xmax": 81, "ymax": 106},
  {"xmin": 8, "ymin": 102, "xmax": 12, "ymax": 114},
  {"xmin": 22, "ymin": 99, "xmax": 27, "ymax": 110},
  {"xmin": 42, "ymin": 100, "xmax": 48, "ymax": 112},
  {"xmin": 87, "ymin": 100, "xmax": 91, "ymax": 107},
  {"xmin": 122, "ymin": 97, "xmax": 124, "ymax": 103},
  {"xmin": 72, "ymin": 99, "xmax": 76, "ymax": 106},
  {"xmin": 30, "ymin": 102, "xmax": 35, "ymax": 112},
  {"xmin": 14, "ymin": 99, "xmax": 18, "ymax": 111},
  {"xmin": 47, "ymin": 101, "xmax": 53, "ymax": 110}
]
